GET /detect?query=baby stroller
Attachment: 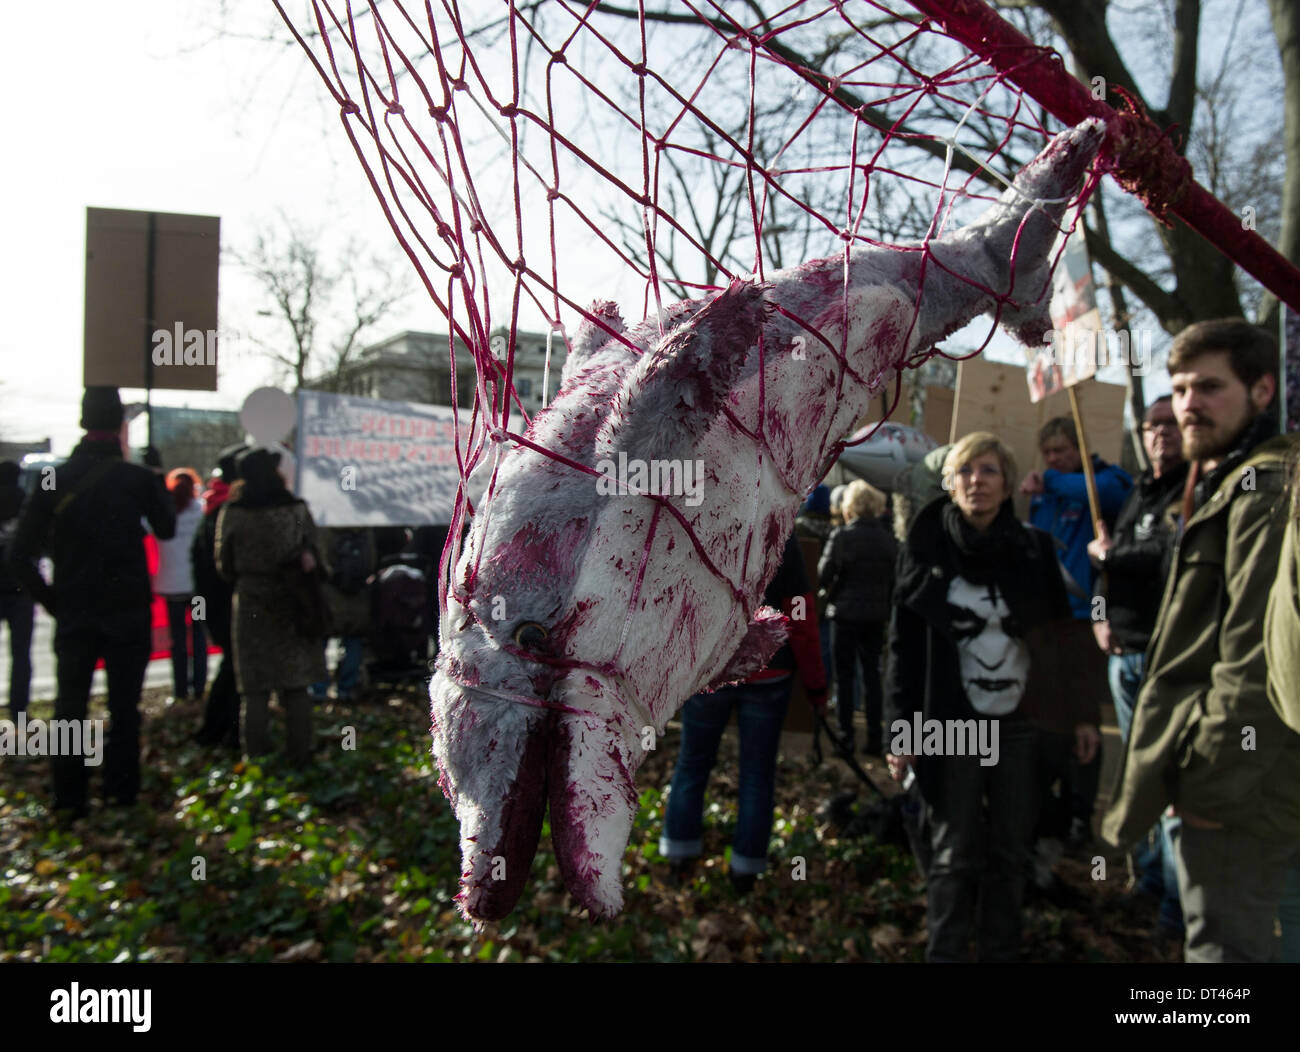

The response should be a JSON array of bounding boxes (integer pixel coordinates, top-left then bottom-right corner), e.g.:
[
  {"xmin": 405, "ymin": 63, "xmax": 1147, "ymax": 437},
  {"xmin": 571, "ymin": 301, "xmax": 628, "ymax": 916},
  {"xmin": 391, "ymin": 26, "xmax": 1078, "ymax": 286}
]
[{"xmin": 368, "ymin": 552, "xmax": 432, "ymax": 689}]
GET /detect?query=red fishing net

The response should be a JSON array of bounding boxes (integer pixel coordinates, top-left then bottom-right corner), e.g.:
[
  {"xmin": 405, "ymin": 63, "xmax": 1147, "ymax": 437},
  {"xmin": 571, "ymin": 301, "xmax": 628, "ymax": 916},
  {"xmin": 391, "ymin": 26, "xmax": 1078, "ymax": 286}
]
[
  {"xmin": 273, "ymin": 0, "xmax": 1106, "ymax": 592},
  {"xmin": 273, "ymin": 1, "xmax": 1300, "ymax": 924}
]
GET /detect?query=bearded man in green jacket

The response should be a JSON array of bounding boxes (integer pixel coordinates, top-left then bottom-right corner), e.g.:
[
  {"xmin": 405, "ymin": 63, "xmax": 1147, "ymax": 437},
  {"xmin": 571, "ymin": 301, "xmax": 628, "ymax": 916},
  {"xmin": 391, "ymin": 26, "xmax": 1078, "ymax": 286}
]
[{"xmin": 1101, "ymin": 318, "xmax": 1300, "ymax": 963}]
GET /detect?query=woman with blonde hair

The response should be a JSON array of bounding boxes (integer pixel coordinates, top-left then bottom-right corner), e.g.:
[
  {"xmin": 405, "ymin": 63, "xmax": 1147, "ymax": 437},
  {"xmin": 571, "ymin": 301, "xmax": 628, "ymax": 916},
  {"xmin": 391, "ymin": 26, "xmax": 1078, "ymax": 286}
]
[
  {"xmin": 884, "ymin": 431, "xmax": 1099, "ymax": 961},
  {"xmin": 817, "ymin": 479, "xmax": 896, "ymax": 755}
]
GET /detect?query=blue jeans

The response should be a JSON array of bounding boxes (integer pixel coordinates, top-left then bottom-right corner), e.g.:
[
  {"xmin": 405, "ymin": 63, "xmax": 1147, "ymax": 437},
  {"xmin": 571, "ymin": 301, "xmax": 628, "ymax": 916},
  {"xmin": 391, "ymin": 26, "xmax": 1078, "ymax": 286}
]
[
  {"xmin": 0, "ymin": 593, "xmax": 35, "ymax": 715},
  {"xmin": 661, "ymin": 678, "xmax": 791, "ymax": 875},
  {"xmin": 164, "ymin": 595, "xmax": 207, "ymax": 699},
  {"xmin": 314, "ymin": 636, "xmax": 364, "ymax": 695},
  {"xmin": 1110, "ymin": 651, "xmax": 1183, "ymax": 931}
]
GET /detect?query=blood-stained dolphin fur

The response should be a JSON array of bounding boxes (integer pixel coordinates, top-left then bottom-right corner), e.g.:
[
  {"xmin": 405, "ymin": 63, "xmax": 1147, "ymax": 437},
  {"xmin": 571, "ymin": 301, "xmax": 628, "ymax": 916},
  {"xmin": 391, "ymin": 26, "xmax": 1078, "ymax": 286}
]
[{"xmin": 430, "ymin": 119, "xmax": 1105, "ymax": 921}]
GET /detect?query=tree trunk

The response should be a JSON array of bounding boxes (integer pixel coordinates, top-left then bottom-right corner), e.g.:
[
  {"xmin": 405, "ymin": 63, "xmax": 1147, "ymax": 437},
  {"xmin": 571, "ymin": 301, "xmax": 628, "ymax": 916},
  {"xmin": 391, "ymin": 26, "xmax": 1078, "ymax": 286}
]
[{"xmin": 1261, "ymin": 0, "xmax": 1300, "ymax": 333}]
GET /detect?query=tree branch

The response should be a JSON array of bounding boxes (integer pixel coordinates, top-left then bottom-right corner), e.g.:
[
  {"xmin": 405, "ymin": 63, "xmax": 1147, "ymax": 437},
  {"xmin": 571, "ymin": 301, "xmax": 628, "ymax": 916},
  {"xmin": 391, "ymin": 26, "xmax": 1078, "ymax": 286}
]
[
  {"xmin": 1082, "ymin": 222, "xmax": 1185, "ymax": 329},
  {"xmin": 588, "ymin": 2, "xmax": 1001, "ymax": 191}
]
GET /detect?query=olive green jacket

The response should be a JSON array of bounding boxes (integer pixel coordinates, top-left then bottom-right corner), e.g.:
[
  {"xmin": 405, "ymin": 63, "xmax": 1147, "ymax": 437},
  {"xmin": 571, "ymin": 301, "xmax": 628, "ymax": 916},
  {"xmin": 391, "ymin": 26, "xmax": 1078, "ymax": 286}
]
[
  {"xmin": 1266, "ymin": 512, "xmax": 1300, "ymax": 735},
  {"xmin": 1101, "ymin": 433, "xmax": 1300, "ymax": 848}
]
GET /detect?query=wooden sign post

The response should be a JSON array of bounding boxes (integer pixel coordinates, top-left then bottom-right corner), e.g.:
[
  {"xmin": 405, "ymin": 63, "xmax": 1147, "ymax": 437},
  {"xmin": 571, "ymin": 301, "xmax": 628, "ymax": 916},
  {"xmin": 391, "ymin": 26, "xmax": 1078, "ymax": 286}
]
[{"xmin": 1067, "ymin": 384, "xmax": 1102, "ymax": 535}]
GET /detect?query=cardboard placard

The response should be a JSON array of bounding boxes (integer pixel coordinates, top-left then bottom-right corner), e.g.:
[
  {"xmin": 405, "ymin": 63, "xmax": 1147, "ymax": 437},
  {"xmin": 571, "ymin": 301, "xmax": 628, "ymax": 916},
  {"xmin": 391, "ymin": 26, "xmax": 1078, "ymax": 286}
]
[
  {"xmin": 950, "ymin": 357, "xmax": 1127, "ymax": 516},
  {"xmin": 1026, "ymin": 225, "xmax": 1103, "ymax": 401},
  {"xmin": 83, "ymin": 207, "xmax": 220, "ymax": 391}
]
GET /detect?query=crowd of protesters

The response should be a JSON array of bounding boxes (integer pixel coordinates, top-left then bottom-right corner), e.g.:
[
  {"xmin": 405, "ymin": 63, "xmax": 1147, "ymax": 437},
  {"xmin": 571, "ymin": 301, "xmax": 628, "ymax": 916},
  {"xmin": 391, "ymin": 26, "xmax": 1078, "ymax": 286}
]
[
  {"xmin": 2, "ymin": 313, "xmax": 1298, "ymax": 964},
  {"xmin": 694, "ymin": 316, "xmax": 1299, "ymax": 964},
  {"xmin": 0, "ymin": 387, "xmax": 439, "ymax": 815}
]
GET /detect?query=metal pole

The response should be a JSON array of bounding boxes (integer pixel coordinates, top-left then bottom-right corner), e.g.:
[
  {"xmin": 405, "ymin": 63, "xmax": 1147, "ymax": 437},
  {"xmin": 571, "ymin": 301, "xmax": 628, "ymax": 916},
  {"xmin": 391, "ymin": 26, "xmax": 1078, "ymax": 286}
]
[{"xmin": 144, "ymin": 211, "xmax": 157, "ymax": 451}]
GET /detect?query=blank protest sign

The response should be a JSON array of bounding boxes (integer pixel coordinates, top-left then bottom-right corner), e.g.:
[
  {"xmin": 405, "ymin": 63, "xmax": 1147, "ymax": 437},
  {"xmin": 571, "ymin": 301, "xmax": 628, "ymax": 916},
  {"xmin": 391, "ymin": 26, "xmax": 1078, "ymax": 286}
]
[{"xmin": 83, "ymin": 207, "xmax": 220, "ymax": 391}]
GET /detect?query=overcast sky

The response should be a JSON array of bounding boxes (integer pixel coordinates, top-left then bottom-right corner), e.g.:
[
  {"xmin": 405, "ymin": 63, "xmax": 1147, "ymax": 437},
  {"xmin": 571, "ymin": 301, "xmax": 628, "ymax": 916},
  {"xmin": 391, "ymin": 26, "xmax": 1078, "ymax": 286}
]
[
  {"xmin": 1, "ymin": 1, "xmax": 437, "ymax": 455},
  {"xmin": 1, "ymin": 0, "xmax": 1279, "ymax": 458}
]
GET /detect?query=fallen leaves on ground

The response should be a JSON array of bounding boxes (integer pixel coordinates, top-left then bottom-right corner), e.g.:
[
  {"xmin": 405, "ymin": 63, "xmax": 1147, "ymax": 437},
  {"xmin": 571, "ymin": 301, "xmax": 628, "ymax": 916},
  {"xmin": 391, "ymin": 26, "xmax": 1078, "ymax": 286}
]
[{"xmin": 0, "ymin": 689, "xmax": 1175, "ymax": 962}]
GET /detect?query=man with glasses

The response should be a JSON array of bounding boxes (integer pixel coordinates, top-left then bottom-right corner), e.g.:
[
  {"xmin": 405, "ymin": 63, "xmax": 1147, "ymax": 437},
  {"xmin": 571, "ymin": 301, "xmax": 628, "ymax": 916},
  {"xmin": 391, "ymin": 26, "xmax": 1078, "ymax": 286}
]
[{"xmin": 1087, "ymin": 396, "xmax": 1187, "ymax": 941}]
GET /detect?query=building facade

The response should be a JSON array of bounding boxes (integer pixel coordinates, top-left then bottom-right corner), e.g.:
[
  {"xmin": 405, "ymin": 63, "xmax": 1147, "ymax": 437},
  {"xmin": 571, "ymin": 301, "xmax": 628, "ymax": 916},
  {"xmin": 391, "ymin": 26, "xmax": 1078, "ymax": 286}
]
[
  {"xmin": 126, "ymin": 405, "xmax": 245, "ymax": 475},
  {"xmin": 321, "ymin": 327, "xmax": 567, "ymax": 411}
]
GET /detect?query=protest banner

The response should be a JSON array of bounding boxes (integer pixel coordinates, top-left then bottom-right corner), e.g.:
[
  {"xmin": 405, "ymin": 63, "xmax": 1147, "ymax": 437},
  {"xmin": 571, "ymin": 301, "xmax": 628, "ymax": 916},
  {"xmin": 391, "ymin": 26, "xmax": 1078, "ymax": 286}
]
[{"xmin": 296, "ymin": 390, "xmax": 484, "ymax": 526}]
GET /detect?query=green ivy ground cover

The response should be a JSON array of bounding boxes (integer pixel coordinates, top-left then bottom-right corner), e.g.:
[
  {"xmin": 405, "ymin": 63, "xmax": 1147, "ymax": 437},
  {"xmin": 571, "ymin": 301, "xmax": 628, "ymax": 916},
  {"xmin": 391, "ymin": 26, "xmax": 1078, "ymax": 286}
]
[{"xmin": 0, "ymin": 690, "xmax": 1172, "ymax": 963}]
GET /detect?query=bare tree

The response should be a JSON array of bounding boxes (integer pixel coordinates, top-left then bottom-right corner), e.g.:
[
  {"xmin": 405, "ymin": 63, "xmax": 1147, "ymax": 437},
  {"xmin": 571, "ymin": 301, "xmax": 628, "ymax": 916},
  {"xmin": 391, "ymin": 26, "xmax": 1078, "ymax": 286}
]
[
  {"xmin": 588, "ymin": 0, "xmax": 1290, "ymax": 334},
  {"xmin": 269, "ymin": 1, "xmax": 1293, "ymax": 356},
  {"xmin": 1262, "ymin": 0, "xmax": 1300, "ymax": 332},
  {"xmin": 234, "ymin": 218, "xmax": 413, "ymax": 391}
]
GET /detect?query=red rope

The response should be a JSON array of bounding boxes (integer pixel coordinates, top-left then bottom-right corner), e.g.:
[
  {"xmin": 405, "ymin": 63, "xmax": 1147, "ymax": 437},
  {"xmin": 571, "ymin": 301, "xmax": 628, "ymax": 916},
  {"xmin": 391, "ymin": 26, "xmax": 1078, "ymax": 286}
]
[{"xmin": 274, "ymin": 0, "xmax": 1138, "ymax": 699}]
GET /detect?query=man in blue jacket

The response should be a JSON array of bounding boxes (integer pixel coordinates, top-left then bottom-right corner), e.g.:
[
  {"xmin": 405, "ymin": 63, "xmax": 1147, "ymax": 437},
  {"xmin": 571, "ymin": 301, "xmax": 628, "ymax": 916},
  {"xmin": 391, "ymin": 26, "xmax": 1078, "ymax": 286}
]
[{"xmin": 1020, "ymin": 416, "xmax": 1131, "ymax": 852}]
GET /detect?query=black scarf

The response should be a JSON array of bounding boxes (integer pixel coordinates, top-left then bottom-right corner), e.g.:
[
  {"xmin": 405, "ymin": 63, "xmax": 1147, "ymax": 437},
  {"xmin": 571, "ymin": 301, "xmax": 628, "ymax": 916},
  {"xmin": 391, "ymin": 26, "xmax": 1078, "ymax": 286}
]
[{"xmin": 940, "ymin": 498, "xmax": 1025, "ymax": 588}]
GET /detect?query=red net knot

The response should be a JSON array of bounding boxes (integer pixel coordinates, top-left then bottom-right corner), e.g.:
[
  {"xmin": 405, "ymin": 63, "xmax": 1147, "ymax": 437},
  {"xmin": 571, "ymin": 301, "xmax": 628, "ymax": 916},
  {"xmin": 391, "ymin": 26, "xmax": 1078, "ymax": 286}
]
[{"xmin": 1099, "ymin": 91, "xmax": 1192, "ymax": 225}]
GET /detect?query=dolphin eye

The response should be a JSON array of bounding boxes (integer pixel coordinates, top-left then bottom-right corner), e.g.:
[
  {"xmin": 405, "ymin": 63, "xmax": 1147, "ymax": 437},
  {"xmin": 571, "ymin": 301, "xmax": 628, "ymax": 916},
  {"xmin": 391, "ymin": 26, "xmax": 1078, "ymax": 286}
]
[{"xmin": 513, "ymin": 622, "xmax": 550, "ymax": 649}]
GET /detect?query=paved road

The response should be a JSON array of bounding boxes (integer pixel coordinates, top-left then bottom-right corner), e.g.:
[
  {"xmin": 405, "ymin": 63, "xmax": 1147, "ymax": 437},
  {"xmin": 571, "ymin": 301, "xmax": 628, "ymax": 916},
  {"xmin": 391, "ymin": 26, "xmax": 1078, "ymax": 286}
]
[{"xmin": 0, "ymin": 606, "xmax": 176, "ymax": 706}]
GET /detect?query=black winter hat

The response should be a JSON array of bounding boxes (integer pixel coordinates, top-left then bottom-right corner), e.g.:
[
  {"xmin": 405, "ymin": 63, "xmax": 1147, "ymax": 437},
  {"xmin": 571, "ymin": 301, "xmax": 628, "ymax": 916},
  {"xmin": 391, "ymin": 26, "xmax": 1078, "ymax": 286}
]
[
  {"xmin": 236, "ymin": 446, "xmax": 282, "ymax": 484},
  {"xmin": 81, "ymin": 387, "xmax": 124, "ymax": 431},
  {"xmin": 215, "ymin": 443, "xmax": 249, "ymax": 481}
]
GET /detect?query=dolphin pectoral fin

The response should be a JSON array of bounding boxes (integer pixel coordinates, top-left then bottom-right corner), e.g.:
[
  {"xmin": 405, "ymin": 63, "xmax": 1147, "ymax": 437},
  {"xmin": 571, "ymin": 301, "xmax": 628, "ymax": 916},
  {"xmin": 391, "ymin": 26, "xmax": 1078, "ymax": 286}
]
[
  {"xmin": 548, "ymin": 711, "xmax": 640, "ymax": 919},
  {"xmin": 452, "ymin": 723, "xmax": 550, "ymax": 923},
  {"xmin": 430, "ymin": 672, "xmax": 551, "ymax": 924},
  {"xmin": 598, "ymin": 280, "xmax": 770, "ymax": 457},
  {"xmin": 545, "ymin": 673, "xmax": 644, "ymax": 918},
  {"xmin": 705, "ymin": 605, "xmax": 790, "ymax": 691}
]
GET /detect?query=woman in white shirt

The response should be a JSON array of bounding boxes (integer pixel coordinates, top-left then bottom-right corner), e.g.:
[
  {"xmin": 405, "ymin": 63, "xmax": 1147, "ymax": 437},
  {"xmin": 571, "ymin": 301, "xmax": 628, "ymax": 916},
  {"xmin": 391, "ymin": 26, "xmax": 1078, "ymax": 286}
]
[{"xmin": 154, "ymin": 468, "xmax": 207, "ymax": 702}]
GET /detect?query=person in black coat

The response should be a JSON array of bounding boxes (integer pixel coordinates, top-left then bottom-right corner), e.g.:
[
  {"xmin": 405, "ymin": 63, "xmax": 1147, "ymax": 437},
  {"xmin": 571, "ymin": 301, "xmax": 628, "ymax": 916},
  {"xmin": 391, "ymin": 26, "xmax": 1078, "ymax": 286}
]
[
  {"xmin": 1085, "ymin": 395, "xmax": 1187, "ymax": 937},
  {"xmin": 884, "ymin": 431, "xmax": 1099, "ymax": 962},
  {"xmin": 0, "ymin": 460, "xmax": 35, "ymax": 718},
  {"xmin": 7, "ymin": 388, "xmax": 176, "ymax": 818},
  {"xmin": 817, "ymin": 479, "xmax": 897, "ymax": 755},
  {"xmin": 193, "ymin": 445, "xmax": 246, "ymax": 750}
]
